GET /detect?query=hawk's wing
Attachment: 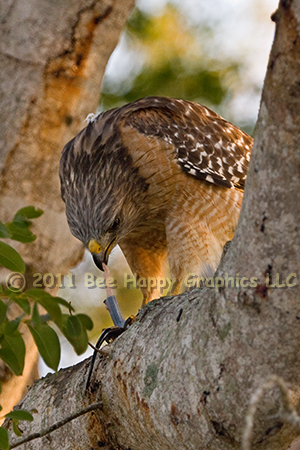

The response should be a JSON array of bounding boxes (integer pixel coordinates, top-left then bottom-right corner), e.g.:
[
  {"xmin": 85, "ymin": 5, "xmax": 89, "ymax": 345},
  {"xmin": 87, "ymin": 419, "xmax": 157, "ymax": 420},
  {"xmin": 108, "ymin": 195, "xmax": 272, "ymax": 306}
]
[{"xmin": 120, "ymin": 96, "xmax": 253, "ymax": 190}]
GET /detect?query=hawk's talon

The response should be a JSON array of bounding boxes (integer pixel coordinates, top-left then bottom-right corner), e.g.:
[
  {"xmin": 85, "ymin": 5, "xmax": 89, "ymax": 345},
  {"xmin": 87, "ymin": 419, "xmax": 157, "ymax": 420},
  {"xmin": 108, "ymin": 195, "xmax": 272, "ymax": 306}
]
[
  {"xmin": 85, "ymin": 317, "xmax": 135, "ymax": 391},
  {"xmin": 124, "ymin": 315, "xmax": 136, "ymax": 329}
]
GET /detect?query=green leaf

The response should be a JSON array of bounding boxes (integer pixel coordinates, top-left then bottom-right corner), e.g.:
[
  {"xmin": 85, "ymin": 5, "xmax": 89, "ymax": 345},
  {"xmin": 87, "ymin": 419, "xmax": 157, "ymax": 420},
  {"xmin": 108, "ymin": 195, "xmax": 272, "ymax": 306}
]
[
  {"xmin": 0, "ymin": 222, "xmax": 11, "ymax": 239},
  {"xmin": 26, "ymin": 289, "xmax": 62, "ymax": 324},
  {"xmin": 10, "ymin": 218, "xmax": 30, "ymax": 229},
  {"xmin": 4, "ymin": 317, "xmax": 21, "ymax": 336},
  {"xmin": 76, "ymin": 314, "xmax": 93, "ymax": 331},
  {"xmin": 0, "ymin": 348, "xmax": 21, "ymax": 376},
  {"xmin": 55, "ymin": 296, "xmax": 75, "ymax": 312},
  {"xmin": 0, "ymin": 302, "xmax": 7, "ymax": 327},
  {"xmin": 64, "ymin": 315, "xmax": 88, "ymax": 355},
  {"xmin": 31, "ymin": 302, "xmax": 40, "ymax": 327},
  {"xmin": 0, "ymin": 427, "xmax": 9, "ymax": 450},
  {"xmin": 14, "ymin": 206, "xmax": 43, "ymax": 220},
  {"xmin": 66, "ymin": 315, "xmax": 82, "ymax": 337},
  {"xmin": 5, "ymin": 206, "xmax": 43, "ymax": 243},
  {"xmin": 0, "ymin": 242, "xmax": 25, "ymax": 273},
  {"xmin": 6, "ymin": 410, "xmax": 33, "ymax": 421},
  {"xmin": 5, "ymin": 222, "xmax": 36, "ymax": 243},
  {"xmin": 0, "ymin": 333, "xmax": 26, "ymax": 376},
  {"xmin": 12, "ymin": 419, "xmax": 22, "ymax": 437},
  {"xmin": 28, "ymin": 323, "xmax": 60, "ymax": 371},
  {"xmin": 10, "ymin": 294, "xmax": 30, "ymax": 315}
]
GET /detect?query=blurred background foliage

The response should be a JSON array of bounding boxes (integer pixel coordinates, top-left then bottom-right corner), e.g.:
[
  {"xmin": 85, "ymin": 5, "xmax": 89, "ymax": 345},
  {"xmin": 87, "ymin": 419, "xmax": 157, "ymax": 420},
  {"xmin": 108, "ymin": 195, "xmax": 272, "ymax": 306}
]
[
  {"xmin": 101, "ymin": 5, "xmax": 240, "ymax": 118},
  {"xmin": 100, "ymin": 0, "xmax": 276, "ymax": 135},
  {"xmin": 41, "ymin": 0, "xmax": 278, "ymax": 373}
]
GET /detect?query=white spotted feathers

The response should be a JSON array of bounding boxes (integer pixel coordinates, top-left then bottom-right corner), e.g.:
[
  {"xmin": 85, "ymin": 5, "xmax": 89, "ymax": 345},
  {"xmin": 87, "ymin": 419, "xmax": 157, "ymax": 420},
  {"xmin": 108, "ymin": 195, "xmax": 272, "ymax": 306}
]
[{"xmin": 121, "ymin": 97, "xmax": 253, "ymax": 190}]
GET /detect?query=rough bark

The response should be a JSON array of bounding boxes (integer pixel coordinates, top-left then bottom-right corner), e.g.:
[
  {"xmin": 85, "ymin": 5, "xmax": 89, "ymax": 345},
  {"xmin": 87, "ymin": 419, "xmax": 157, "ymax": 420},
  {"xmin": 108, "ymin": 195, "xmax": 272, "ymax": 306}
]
[
  {"xmin": 0, "ymin": 0, "xmax": 135, "ymax": 416},
  {"xmin": 4, "ymin": 0, "xmax": 300, "ymax": 449}
]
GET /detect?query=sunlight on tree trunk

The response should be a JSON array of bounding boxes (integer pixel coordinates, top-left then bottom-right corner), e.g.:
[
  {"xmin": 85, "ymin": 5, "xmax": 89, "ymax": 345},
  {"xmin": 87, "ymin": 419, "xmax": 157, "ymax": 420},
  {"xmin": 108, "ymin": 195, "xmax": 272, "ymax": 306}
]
[
  {"xmin": 0, "ymin": 0, "xmax": 135, "ymax": 417},
  {"xmin": 3, "ymin": 0, "xmax": 300, "ymax": 449}
]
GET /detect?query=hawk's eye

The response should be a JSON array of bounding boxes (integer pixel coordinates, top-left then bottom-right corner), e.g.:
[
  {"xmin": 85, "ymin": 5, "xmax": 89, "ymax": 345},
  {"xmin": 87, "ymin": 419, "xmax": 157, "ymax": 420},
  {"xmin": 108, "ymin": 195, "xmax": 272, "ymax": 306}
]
[{"xmin": 110, "ymin": 218, "xmax": 120, "ymax": 231}]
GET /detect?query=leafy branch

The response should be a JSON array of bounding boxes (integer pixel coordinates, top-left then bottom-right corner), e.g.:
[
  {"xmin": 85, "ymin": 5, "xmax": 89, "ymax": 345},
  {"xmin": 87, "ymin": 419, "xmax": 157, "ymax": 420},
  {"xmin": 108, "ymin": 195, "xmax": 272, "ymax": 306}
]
[{"xmin": 0, "ymin": 206, "xmax": 94, "ymax": 449}]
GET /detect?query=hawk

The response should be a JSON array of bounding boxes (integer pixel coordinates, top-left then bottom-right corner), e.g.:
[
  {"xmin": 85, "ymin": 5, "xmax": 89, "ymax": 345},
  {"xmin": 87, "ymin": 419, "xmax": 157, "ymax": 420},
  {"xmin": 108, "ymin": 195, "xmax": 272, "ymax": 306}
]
[{"xmin": 60, "ymin": 96, "xmax": 252, "ymax": 303}]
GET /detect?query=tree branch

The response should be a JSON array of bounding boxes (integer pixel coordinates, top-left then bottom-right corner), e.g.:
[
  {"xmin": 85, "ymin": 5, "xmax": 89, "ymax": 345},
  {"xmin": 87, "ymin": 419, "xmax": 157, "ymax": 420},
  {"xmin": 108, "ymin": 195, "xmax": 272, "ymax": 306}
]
[
  {"xmin": 0, "ymin": 0, "xmax": 135, "ymax": 416},
  {"xmin": 4, "ymin": 1, "xmax": 300, "ymax": 449},
  {"xmin": 243, "ymin": 376, "xmax": 300, "ymax": 450},
  {"xmin": 10, "ymin": 401, "xmax": 103, "ymax": 449}
]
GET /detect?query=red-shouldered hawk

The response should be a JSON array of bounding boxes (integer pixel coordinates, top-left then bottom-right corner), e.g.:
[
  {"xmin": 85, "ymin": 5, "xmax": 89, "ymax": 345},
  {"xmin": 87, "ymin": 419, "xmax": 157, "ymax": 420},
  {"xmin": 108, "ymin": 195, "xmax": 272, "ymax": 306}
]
[{"xmin": 59, "ymin": 96, "xmax": 252, "ymax": 303}]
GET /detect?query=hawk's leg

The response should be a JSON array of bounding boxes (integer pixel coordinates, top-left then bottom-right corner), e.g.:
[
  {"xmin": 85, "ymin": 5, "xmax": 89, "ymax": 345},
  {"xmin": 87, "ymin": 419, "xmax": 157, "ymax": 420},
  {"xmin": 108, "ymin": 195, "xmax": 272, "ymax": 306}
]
[{"xmin": 85, "ymin": 265, "xmax": 135, "ymax": 391}]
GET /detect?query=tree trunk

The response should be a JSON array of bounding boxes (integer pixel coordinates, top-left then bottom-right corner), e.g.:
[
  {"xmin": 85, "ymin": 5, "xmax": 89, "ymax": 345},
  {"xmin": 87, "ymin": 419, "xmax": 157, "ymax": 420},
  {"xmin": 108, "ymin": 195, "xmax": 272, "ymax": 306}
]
[
  {"xmin": 0, "ymin": 0, "xmax": 135, "ymax": 416},
  {"xmin": 4, "ymin": 0, "xmax": 300, "ymax": 449}
]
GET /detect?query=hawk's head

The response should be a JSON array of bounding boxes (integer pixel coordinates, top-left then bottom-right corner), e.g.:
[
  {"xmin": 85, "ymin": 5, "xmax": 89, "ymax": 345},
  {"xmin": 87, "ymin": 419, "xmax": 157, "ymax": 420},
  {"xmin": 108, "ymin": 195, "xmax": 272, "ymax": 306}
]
[{"xmin": 59, "ymin": 113, "xmax": 149, "ymax": 271}]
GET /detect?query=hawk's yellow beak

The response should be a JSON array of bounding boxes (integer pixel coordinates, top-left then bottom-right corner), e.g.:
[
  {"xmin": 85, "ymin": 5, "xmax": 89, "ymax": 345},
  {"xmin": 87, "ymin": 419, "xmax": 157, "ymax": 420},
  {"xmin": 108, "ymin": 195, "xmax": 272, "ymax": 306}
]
[
  {"xmin": 88, "ymin": 239, "xmax": 102, "ymax": 254},
  {"xmin": 88, "ymin": 237, "xmax": 117, "ymax": 271}
]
